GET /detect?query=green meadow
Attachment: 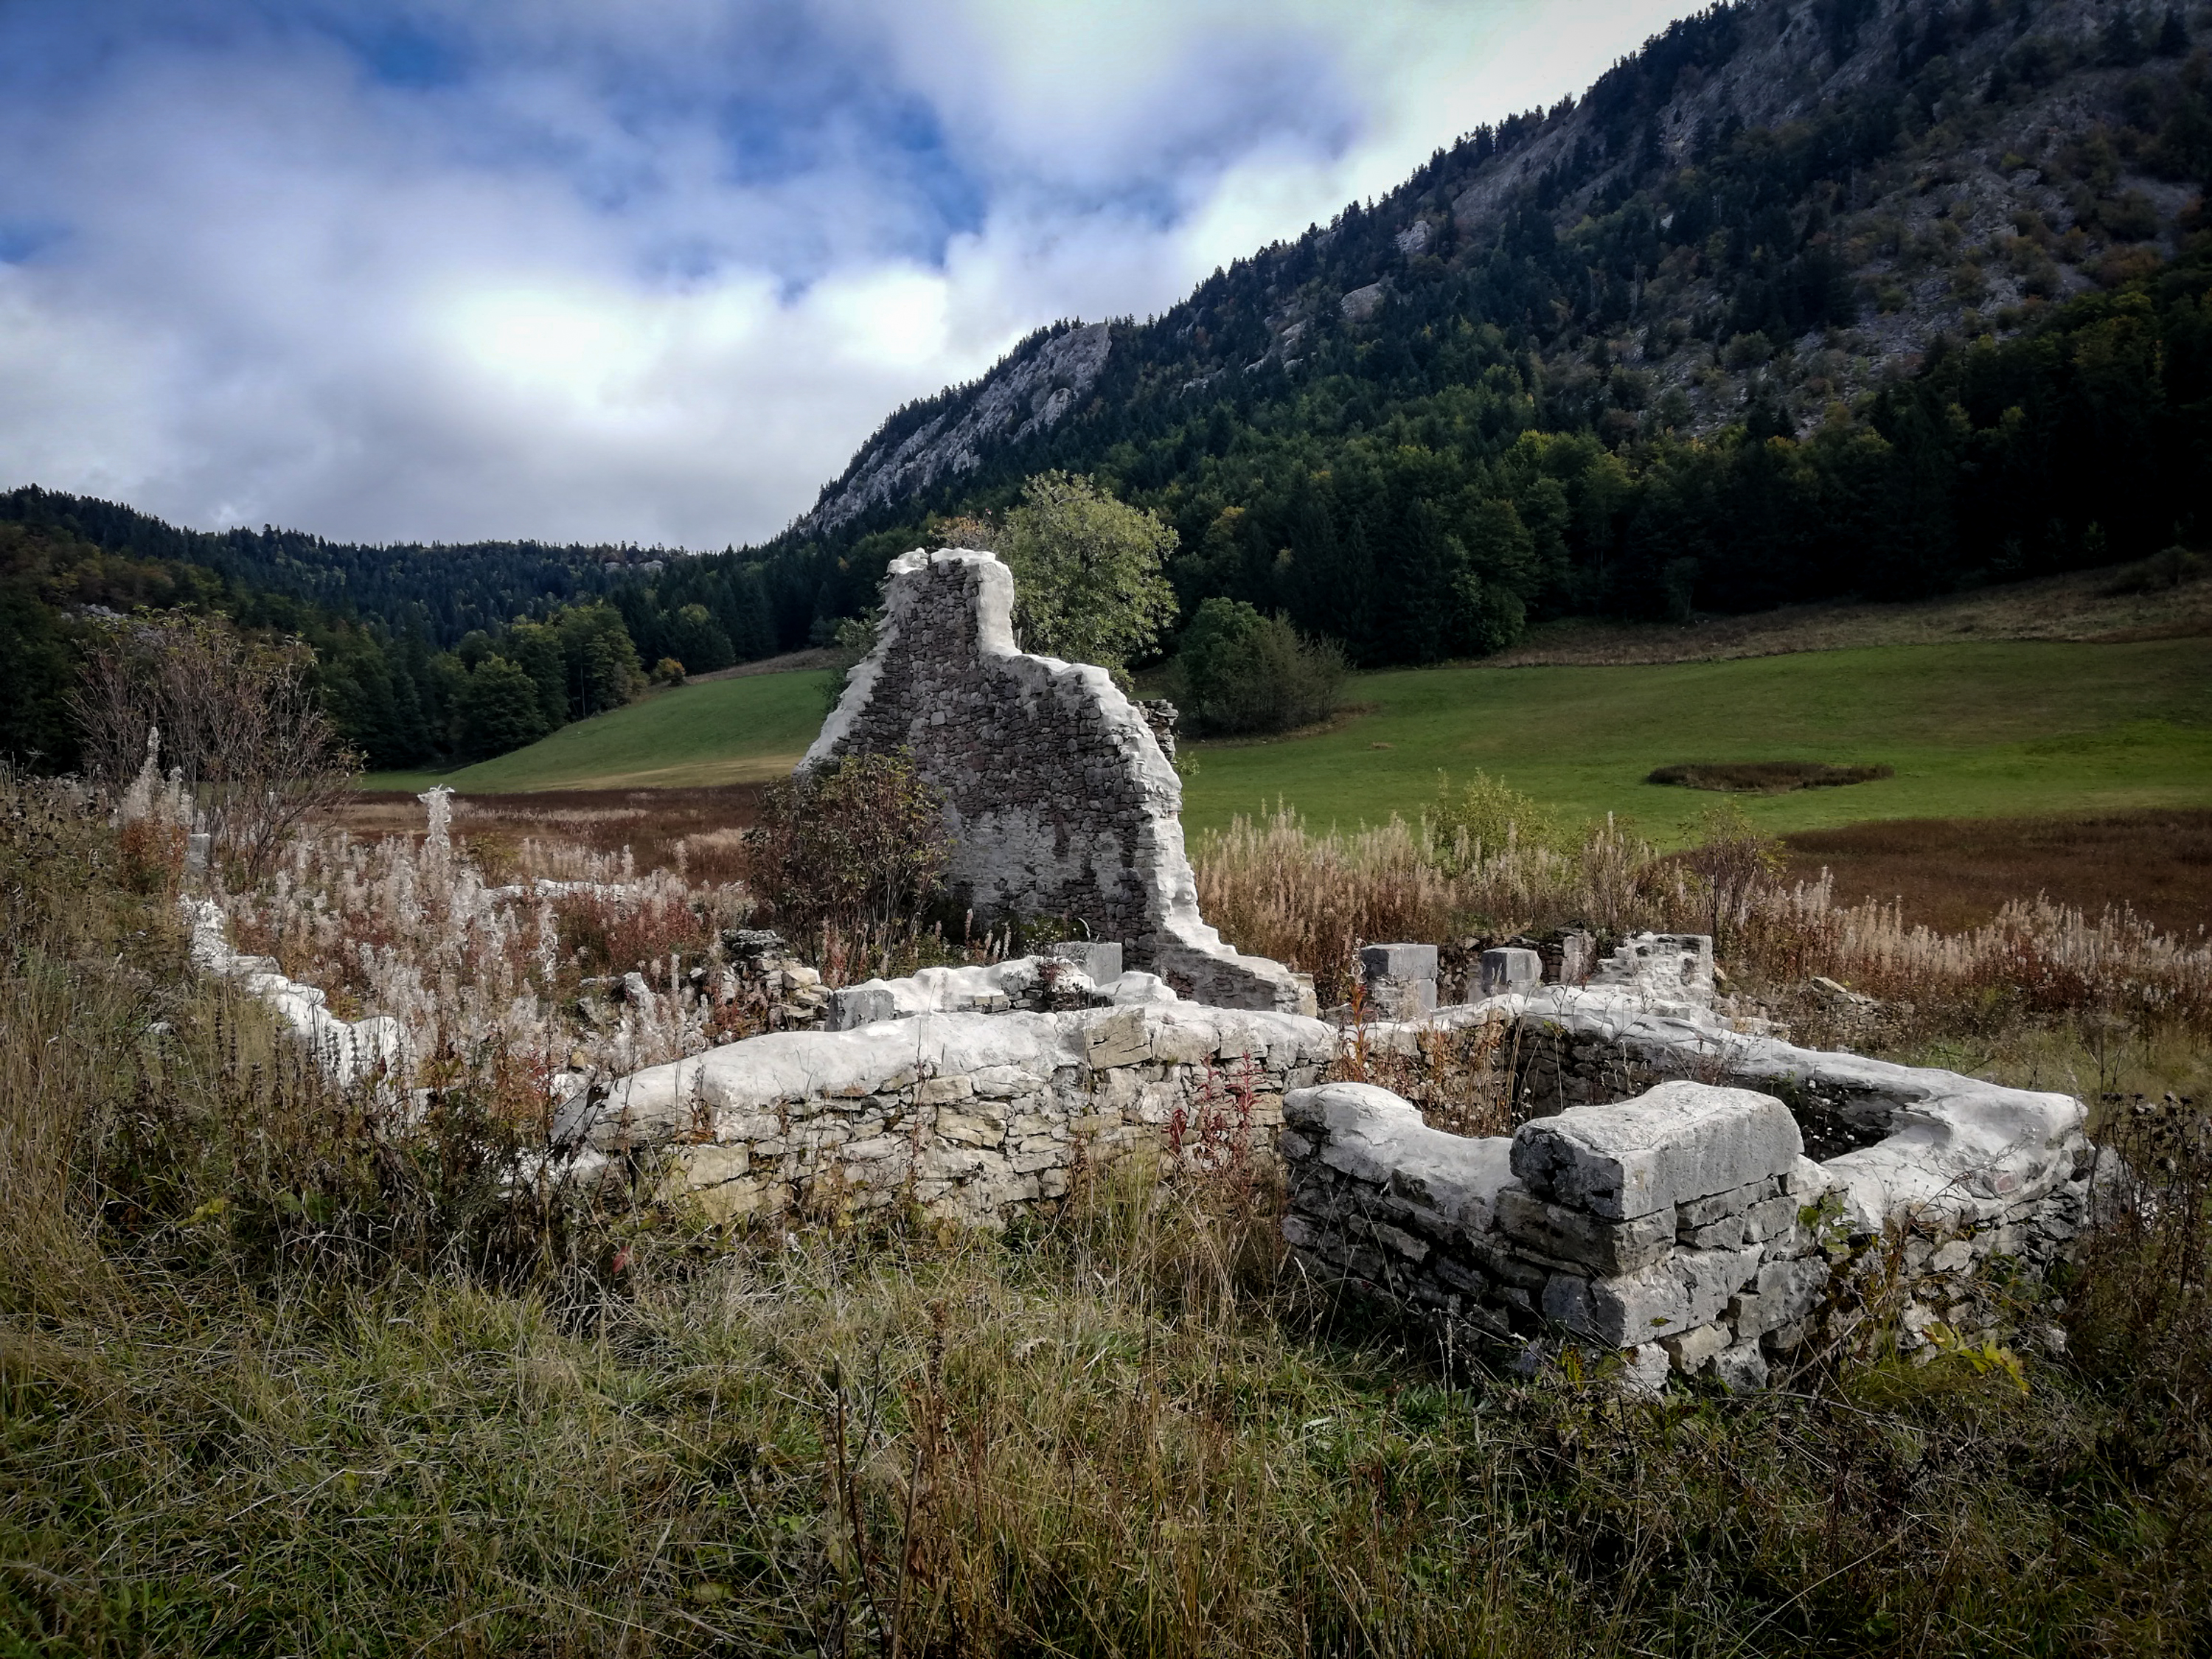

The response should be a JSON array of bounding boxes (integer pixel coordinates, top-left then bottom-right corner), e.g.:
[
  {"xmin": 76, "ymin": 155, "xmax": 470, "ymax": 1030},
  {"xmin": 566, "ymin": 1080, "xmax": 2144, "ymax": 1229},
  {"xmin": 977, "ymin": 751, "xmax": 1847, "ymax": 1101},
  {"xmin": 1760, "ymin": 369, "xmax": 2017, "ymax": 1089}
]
[
  {"xmin": 367, "ymin": 667, "xmax": 838, "ymax": 794},
  {"xmin": 366, "ymin": 639, "xmax": 2212, "ymax": 842}
]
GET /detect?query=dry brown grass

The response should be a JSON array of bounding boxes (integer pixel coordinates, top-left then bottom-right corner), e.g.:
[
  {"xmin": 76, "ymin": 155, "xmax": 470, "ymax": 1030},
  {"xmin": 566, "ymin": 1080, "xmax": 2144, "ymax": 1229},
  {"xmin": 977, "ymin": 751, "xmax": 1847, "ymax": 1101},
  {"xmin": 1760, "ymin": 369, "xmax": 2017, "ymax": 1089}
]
[
  {"xmin": 1785, "ymin": 810, "xmax": 2212, "ymax": 936},
  {"xmin": 337, "ymin": 784, "xmax": 765, "ymax": 885},
  {"xmin": 1195, "ymin": 805, "xmax": 2212, "ymax": 1041}
]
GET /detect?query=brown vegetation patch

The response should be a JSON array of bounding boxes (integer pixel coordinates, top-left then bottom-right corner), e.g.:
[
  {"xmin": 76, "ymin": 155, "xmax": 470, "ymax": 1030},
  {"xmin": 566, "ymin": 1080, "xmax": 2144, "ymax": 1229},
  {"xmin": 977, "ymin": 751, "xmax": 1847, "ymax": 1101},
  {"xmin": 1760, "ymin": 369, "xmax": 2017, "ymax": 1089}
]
[
  {"xmin": 1649, "ymin": 760, "xmax": 1893, "ymax": 793},
  {"xmin": 1784, "ymin": 810, "xmax": 2212, "ymax": 936},
  {"xmin": 338, "ymin": 784, "xmax": 763, "ymax": 883}
]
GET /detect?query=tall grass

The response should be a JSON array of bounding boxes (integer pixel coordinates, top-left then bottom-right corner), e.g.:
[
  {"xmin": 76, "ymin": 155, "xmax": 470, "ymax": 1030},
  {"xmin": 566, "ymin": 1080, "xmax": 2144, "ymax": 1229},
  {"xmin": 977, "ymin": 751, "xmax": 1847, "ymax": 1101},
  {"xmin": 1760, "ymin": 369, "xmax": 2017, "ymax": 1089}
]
[
  {"xmin": 219, "ymin": 802, "xmax": 760, "ymax": 1088},
  {"xmin": 1195, "ymin": 804, "xmax": 2212, "ymax": 1037}
]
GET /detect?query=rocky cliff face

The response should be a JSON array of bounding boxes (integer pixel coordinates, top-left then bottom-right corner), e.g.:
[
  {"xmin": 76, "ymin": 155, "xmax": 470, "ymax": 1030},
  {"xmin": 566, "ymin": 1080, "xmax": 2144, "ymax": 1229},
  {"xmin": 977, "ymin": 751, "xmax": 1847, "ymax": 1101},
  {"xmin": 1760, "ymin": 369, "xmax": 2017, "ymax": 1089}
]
[
  {"xmin": 799, "ymin": 322, "xmax": 1113, "ymax": 536},
  {"xmin": 788, "ymin": 0, "xmax": 2208, "ymax": 537}
]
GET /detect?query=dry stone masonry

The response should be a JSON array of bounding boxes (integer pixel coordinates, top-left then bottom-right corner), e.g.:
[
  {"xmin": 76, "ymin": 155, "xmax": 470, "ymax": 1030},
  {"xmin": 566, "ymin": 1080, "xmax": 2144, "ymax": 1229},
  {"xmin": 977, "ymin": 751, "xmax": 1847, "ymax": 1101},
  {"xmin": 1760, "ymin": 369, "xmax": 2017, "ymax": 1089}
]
[
  {"xmin": 569, "ymin": 991, "xmax": 1335, "ymax": 1225},
  {"xmin": 1284, "ymin": 1079, "xmax": 1832, "ymax": 1391},
  {"xmin": 1287, "ymin": 935, "xmax": 2096, "ymax": 1385},
  {"xmin": 804, "ymin": 547, "xmax": 1307, "ymax": 1013}
]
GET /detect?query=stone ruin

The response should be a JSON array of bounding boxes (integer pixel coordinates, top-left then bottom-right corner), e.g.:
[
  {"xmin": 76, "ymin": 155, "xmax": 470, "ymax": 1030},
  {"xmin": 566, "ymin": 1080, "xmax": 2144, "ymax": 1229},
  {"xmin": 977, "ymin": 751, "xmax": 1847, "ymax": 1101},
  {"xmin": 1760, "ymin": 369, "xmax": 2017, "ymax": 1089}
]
[
  {"xmin": 180, "ymin": 542, "xmax": 2107, "ymax": 1390},
  {"xmin": 1286, "ymin": 946, "xmax": 2093, "ymax": 1387},
  {"xmin": 804, "ymin": 547, "xmax": 1309, "ymax": 1014}
]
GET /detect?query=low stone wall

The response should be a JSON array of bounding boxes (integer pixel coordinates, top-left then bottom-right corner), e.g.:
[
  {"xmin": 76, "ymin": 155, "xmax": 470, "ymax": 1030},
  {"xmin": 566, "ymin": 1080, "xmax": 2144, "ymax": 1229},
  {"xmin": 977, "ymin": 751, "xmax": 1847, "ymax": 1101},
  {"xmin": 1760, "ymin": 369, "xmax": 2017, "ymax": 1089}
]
[
  {"xmin": 1309, "ymin": 980, "xmax": 2096, "ymax": 1380},
  {"xmin": 1284, "ymin": 1079, "xmax": 1832, "ymax": 1389},
  {"xmin": 184, "ymin": 899, "xmax": 408, "ymax": 1088},
  {"xmin": 569, "ymin": 1001, "xmax": 1335, "ymax": 1225}
]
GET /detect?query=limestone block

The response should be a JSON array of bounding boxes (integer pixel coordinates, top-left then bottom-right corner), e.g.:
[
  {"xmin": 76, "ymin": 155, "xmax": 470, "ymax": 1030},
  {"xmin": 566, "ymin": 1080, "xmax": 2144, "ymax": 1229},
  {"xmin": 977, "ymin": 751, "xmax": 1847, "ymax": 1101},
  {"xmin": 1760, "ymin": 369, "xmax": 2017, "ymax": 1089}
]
[
  {"xmin": 1543, "ymin": 1264, "xmax": 1691, "ymax": 1346},
  {"xmin": 1288, "ymin": 1083, "xmax": 1515, "ymax": 1235},
  {"xmin": 1673, "ymin": 1244, "xmax": 1762, "ymax": 1329},
  {"xmin": 1707, "ymin": 1341, "xmax": 1771, "ymax": 1391},
  {"xmin": 1678, "ymin": 1181, "xmax": 1771, "ymax": 1226},
  {"xmin": 920, "ymin": 1144, "xmax": 988, "ymax": 1180},
  {"xmin": 1510, "ymin": 1081, "xmax": 1803, "ymax": 1221},
  {"xmin": 1363, "ymin": 943, "xmax": 1437, "ymax": 981},
  {"xmin": 1742, "ymin": 1194, "xmax": 1800, "ymax": 1243},
  {"xmin": 1928, "ymin": 1238, "xmax": 1975, "ymax": 1276},
  {"xmin": 917, "ymin": 1075, "xmax": 973, "ymax": 1105},
  {"xmin": 970, "ymin": 1065, "xmax": 1033, "ymax": 1099},
  {"xmin": 1682, "ymin": 1214, "xmax": 1747, "ymax": 1251},
  {"xmin": 1088, "ymin": 1009, "xmax": 1152, "ymax": 1070},
  {"xmin": 1481, "ymin": 948, "xmax": 1543, "ymax": 999},
  {"xmin": 1497, "ymin": 1185, "xmax": 1677, "ymax": 1274},
  {"xmin": 1662, "ymin": 1323, "xmax": 1731, "ymax": 1372},
  {"xmin": 827, "ymin": 983, "xmax": 900, "ymax": 1031},
  {"xmin": 1048, "ymin": 941, "xmax": 1123, "ymax": 984},
  {"xmin": 1752, "ymin": 1257, "xmax": 1829, "ymax": 1331}
]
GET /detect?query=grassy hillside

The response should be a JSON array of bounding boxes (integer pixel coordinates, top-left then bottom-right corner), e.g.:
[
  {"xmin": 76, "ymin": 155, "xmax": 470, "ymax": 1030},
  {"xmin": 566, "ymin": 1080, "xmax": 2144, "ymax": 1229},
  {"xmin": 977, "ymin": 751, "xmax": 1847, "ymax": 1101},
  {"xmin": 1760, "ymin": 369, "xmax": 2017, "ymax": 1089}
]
[
  {"xmin": 366, "ymin": 668, "xmax": 835, "ymax": 793},
  {"xmin": 1182, "ymin": 639, "xmax": 2212, "ymax": 838},
  {"xmin": 367, "ymin": 639, "xmax": 2211, "ymax": 842}
]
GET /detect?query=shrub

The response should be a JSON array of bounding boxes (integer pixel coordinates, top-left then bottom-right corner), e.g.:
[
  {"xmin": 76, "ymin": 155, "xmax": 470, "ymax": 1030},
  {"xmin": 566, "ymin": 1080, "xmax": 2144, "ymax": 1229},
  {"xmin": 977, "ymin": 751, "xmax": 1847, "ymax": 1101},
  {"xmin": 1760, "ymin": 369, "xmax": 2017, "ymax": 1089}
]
[
  {"xmin": 747, "ymin": 751, "xmax": 952, "ymax": 946},
  {"xmin": 1173, "ymin": 597, "xmax": 1347, "ymax": 737},
  {"xmin": 69, "ymin": 611, "xmax": 358, "ymax": 884},
  {"xmin": 1429, "ymin": 769, "xmax": 1582, "ymax": 863}
]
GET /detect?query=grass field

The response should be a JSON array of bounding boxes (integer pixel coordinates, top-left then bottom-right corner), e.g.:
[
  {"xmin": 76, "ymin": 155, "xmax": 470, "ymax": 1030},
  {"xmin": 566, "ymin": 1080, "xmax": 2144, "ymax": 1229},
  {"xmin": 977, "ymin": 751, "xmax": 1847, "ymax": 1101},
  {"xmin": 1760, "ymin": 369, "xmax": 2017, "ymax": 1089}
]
[
  {"xmin": 366, "ymin": 639, "xmax": 2212, "ymax": 841},
  {"xmin": 1180, "ymin": 639, "xmax": 2212, "ymax": 838},
  {"xmin": 368, "ymin": 667, "xmax": 835, "ymax": 794}
]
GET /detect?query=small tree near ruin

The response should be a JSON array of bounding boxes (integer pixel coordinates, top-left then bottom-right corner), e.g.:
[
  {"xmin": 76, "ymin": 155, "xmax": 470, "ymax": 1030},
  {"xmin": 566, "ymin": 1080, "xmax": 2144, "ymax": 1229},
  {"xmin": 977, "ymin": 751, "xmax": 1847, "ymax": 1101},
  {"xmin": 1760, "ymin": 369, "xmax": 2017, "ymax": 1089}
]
[
  {"xmin": 71, "ymin": 613, "xmax": 358, "ymax": 884},
  {"xmin": 748, "ymin": 751, "xmax": 952, "ymax": 954},
  {"xmin": 945, "ymin": 471, "xmax": 1178, "ymax": 672}
]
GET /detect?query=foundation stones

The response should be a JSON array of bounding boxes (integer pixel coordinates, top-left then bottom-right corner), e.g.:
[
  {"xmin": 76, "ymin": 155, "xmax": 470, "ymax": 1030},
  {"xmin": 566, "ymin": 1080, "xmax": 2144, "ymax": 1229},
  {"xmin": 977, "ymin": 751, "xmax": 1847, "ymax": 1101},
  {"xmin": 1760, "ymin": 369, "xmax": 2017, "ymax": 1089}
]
[
  {"xmin": 1048, "ymin": 940, "xmax": 1124, "ymax": 984},
  {"xmin": 1361, "ymin": 943, "xmax": 1439, "ymax": 1019},
  {"xmin": 1481, "ymin": 947, "xmax": 1543, "ymax": 999}
]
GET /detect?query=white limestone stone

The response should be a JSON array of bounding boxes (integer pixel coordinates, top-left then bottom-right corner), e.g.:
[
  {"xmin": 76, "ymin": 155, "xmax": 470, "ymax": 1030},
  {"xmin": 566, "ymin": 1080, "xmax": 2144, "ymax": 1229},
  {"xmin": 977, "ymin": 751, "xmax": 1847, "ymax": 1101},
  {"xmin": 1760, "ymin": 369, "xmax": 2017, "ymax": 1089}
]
[
  {"xmin": 1496, "ymin": 1184, "xmax": 1677, "ymax": 1274},
  {"xmin": 1480, "ymin": 948, "xmax": 1543, "ymax": 998},
  {"xmin": 1511, "ymin": 1080, "xmax": 1804, "ymax": 1221},
  {"xmin": 1284, "ymin": 1083, "xmax": 1515, "ymax": 1234}
]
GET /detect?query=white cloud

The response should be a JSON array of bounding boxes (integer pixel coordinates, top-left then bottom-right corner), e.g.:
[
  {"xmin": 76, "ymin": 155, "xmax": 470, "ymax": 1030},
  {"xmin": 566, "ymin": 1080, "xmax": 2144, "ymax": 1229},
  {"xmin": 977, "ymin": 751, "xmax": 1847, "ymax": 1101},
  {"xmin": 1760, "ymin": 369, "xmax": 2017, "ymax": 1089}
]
[{"xmin": 0, "ymin": 0, "xmax": 1703, "ymax": 549}]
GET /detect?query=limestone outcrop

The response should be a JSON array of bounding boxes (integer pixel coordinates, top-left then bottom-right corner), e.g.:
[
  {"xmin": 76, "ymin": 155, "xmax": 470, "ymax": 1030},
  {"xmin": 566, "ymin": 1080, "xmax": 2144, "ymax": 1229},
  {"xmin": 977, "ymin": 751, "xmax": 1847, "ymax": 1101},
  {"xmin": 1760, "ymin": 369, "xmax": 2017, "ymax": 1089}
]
[{"xmin": 804, "ymin": 547, "xmax": 1307, "ymax": 1013}]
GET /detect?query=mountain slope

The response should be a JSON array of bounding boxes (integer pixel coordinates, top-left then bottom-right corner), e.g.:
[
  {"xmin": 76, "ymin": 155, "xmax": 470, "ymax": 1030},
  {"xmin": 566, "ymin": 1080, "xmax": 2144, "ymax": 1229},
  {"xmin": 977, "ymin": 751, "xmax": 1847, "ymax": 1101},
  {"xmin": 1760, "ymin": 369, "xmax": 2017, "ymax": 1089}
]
[{"xmin": 737, "ymin": 0, "xmax": 2211, "ymax": 669}]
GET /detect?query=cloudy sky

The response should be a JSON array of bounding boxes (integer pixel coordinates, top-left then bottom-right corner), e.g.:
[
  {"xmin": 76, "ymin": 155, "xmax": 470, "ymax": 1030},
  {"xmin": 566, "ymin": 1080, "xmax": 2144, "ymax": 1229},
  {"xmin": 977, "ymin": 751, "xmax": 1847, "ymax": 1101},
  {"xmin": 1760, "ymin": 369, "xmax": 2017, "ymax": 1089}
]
[{"xmin": 0, "ymin": 1, "xmax": 1696, "ymax": 549}]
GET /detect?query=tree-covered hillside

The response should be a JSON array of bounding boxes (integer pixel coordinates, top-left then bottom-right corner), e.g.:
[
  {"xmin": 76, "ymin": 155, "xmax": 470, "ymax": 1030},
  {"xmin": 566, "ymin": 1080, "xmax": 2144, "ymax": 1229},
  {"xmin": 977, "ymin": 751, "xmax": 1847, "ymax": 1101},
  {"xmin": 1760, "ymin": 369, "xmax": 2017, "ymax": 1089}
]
[
  {"xmin": 0, "ymin": 487, "xmax": 656, "ymax": 650},
  {"xmin": 714, "ymin": 0, "xmax": 2212, "ymax": 667}
]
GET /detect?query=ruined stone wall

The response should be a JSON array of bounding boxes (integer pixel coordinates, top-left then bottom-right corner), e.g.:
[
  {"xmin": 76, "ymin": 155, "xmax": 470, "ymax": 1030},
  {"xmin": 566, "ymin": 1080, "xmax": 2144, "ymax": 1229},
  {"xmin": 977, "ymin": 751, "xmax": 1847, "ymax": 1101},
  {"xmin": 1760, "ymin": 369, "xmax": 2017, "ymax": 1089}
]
[
  {"xmin": 1282, "ymin": 1077, "xmax": 2090, "ymax": 1390},
  {"xmin": 573, "ymin": 1001, "xmax": 1335, "ymax": 1226},
  {"xmin": 804, "ymin": 548, "xmax": 1304, "ymax": 1012}
]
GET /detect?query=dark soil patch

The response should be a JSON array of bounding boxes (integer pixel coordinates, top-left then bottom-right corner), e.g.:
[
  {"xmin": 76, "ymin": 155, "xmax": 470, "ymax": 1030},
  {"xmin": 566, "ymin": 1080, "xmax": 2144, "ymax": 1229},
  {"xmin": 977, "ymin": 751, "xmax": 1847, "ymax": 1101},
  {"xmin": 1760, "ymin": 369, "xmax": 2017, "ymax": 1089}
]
[
  {"xmin": 1784, "ymin": 809, "xmax": 2212, "ymax": 936},
  {"xmin": 1649, "ymin": 760, "xmax": 1894, "ymax": 793}
]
